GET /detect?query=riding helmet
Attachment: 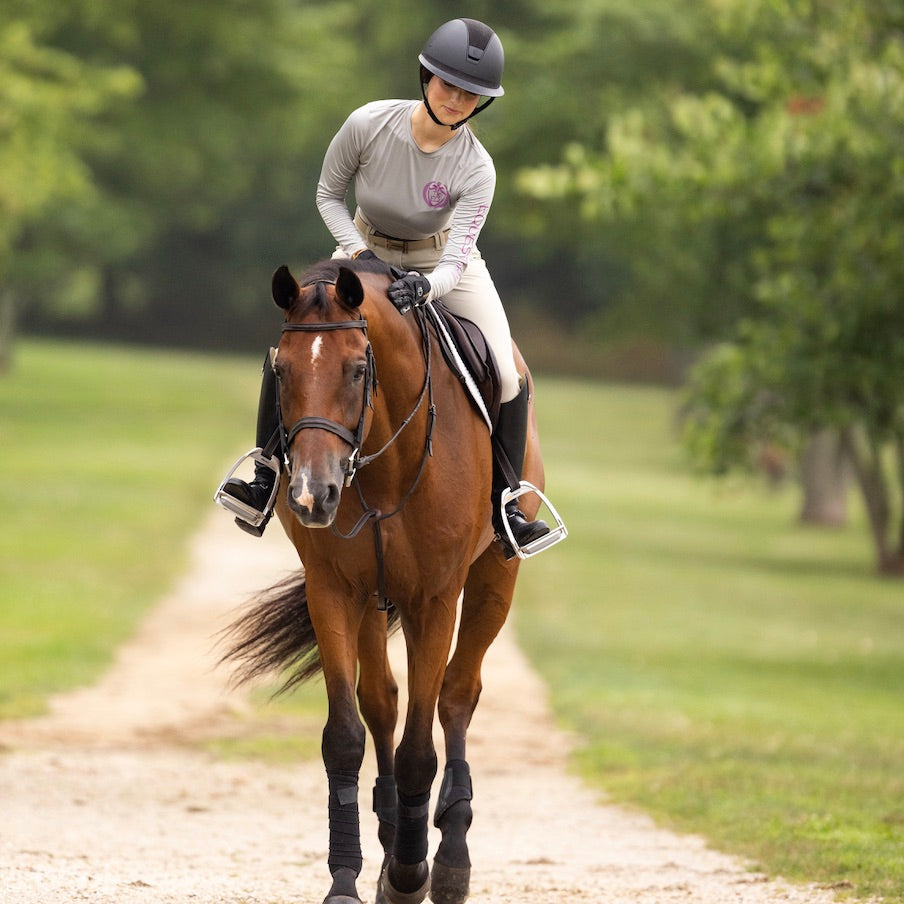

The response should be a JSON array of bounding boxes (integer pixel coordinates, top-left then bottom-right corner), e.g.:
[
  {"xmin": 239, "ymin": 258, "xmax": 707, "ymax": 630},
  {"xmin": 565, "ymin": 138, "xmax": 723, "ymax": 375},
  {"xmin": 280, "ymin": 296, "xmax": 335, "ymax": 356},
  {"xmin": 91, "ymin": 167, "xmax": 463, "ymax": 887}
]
[{"xmin": 418, "ymin": 18, "xmax": 505, "ymax": 97}]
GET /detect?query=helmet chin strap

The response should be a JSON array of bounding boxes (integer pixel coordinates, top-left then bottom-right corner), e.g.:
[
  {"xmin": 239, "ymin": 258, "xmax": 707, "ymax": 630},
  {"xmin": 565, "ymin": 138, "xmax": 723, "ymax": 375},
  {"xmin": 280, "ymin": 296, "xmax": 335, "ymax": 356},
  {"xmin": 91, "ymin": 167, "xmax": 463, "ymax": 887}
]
[{"xmin": 420, "ymin": 81, "xmax": 495, "ymax": 131}]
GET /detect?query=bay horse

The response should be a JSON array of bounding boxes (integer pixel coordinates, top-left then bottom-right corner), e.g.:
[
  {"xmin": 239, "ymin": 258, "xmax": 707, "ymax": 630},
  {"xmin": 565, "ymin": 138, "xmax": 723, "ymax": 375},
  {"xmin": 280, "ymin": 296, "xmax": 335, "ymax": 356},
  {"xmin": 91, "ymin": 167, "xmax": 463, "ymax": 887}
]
[{"xmin": 223, "ymin": 256, "xmax": 549, "ymax": 904}]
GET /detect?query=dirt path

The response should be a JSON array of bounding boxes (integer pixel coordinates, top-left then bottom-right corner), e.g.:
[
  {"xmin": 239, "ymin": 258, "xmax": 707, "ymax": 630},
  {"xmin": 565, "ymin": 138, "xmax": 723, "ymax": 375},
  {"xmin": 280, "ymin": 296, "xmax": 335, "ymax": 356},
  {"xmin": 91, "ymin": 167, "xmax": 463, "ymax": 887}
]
[{"xmin": 0, "ymin": 509, "xmax": 844, "ymax": 904}]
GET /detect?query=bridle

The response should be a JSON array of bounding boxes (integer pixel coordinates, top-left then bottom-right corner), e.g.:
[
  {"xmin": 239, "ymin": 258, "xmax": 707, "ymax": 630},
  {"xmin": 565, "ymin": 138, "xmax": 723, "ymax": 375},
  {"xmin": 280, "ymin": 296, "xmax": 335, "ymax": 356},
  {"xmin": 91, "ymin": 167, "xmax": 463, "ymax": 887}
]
[
  {"xmin": 279, "ymin": 316, "xmax": 375, "ymax": 488},
  {"xmin": 275, "ymin": 281, "xmax": 436, "ymax": 608}
]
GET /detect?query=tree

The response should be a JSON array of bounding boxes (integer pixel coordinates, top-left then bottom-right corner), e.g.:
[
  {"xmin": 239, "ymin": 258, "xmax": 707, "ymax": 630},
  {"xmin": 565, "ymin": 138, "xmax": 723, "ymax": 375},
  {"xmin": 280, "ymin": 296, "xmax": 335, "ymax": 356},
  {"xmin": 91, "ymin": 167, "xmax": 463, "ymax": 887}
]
[
  {"xmin": 519, "ymin": 0, "xmax": 904, "ymax": 573},
  {"xmin": 10, "ymin": 0, "xmax": 321, "ymax": 348},
  {"xmin": 12, "ymin": 0, "xmax": 459, "ymax": 351},
  {"xmin": 0, "ymin": 11, "xmax": 140, "ymax": 367},
  {"xmin": 9, "ymin": 0, "xmax": 728, "ymax": 357}
]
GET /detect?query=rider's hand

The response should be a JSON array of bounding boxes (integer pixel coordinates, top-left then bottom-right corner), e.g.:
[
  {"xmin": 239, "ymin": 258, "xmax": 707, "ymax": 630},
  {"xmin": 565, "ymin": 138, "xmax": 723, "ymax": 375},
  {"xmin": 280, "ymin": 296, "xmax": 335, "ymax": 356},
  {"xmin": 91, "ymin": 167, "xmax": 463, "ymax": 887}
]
[
  {"xmin": 388, "ymin": 270, "xmax": 431, "ymax": 314},
  {"xmin": 353, "ymin": 249, "xmax": 379, "ymax": 261}
]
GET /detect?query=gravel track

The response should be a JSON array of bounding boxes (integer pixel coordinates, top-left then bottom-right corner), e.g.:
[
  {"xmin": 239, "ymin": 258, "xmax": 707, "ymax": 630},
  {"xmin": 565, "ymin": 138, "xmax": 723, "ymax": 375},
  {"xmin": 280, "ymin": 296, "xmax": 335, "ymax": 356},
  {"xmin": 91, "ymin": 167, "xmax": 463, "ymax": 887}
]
[{"xmin": 0, "ymin": 509, "xmax": 844, "ymax": 903}]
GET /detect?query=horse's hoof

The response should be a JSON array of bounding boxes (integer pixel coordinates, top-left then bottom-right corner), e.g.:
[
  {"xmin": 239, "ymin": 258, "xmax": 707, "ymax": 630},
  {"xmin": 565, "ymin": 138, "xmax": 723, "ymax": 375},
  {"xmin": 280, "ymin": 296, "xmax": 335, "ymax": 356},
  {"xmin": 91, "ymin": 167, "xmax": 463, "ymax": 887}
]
[
  {"xmin": 324, "ymin": 865, "xmax": 361, "ymax": 903},
  {"xmin": 429, "ymin": 861, "xmax": 470, "ymax": 904},
  {"xmin": 377, "ymin": 869, "xmax": 430, "ymax": 904}
]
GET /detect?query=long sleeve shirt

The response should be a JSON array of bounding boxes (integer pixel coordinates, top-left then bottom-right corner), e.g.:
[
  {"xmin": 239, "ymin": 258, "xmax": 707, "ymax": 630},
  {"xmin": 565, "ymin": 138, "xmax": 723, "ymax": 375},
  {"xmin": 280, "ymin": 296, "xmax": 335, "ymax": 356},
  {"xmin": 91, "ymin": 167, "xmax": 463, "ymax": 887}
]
[{"xmin": 316, "ymin": 99, "xmax": 496, "ymax": 300}]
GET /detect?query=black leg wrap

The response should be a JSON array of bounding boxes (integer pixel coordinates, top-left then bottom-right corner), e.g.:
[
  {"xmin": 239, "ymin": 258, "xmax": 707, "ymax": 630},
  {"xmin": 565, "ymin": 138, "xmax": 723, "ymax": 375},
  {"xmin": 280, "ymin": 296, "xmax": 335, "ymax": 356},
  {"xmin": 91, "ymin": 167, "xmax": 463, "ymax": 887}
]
[
  {"xmin": 433, "ymin": 759, "xmax": 473, "ymax": 828},
  {"xmin": 373, "ymin": 774, "xmax": 399, "ymax": 826},
  {"xmin": 327, "ymin": 770, "xmax": 362, "ymax": 876},
  {"xmin": 373, "ymin": 774, "xmax": 398, "ymax": 855},
  {"xmin": 394, "ymin": 790, "xmax": 430, "ymax": 865}
]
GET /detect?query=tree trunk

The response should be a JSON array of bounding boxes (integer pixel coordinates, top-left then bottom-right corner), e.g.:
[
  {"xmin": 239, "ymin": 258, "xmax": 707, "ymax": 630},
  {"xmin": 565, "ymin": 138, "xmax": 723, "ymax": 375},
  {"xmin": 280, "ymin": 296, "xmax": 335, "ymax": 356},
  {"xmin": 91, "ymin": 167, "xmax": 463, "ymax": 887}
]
[
  {"xmin": 798, "ymin": 428, "xmax": 849, "ymax": 526},
  {"xmin": 0, "ymin": 289, "xmax": 16, "ymax": 373},
  {"xmin": 891, "ymin": 433, "xmax": 904, "ymax": 575},
  {"xmin": 839, "ymin": 425, "xmax": 903, "ymax": 575}
]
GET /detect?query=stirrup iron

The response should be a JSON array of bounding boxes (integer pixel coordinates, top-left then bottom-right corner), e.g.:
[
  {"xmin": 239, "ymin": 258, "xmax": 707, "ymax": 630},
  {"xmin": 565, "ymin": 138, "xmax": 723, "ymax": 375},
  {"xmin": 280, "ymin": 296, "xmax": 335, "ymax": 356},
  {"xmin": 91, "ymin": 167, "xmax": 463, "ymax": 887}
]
[
  {"xmin": 499, "ymin": 481, "xmax": 567, "ymax": 559},
  {"xmin": 213, "ymin": 447, "xmax": 281, "ymax": 527}
]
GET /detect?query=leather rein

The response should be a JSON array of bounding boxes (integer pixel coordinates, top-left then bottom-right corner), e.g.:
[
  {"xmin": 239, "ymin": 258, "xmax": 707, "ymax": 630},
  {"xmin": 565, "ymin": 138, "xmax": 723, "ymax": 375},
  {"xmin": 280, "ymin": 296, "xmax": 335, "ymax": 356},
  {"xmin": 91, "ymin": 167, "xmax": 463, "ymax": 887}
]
[{"xmin": 276, "ymin": 283, "xmax": 436, "ymax": 609}]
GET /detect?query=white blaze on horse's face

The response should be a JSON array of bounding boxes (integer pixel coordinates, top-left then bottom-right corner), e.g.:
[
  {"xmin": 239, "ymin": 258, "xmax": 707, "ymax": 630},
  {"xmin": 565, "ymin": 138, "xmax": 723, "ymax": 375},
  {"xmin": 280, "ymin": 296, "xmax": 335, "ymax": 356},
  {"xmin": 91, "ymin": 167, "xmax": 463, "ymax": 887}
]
[
  {"xmin": 310, "ymin": 336, "xmax": 324, "ymax": 369},
  {"xmin": 290, "ymin": 471, "xmax": 318, "ymax": 518}
]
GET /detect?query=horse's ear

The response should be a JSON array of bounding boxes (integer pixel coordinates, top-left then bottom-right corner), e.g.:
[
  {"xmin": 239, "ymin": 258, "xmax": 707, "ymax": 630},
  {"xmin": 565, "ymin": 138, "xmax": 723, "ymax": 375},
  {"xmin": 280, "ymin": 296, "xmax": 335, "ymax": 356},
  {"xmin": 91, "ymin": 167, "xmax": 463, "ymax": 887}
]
[
  {"xmin": 336, "ymin": 266, "xmax": 364, "ymax": 309},
  {"xmin": 272, "ymin": 265, "xmax": 300, "ymax": 310}
]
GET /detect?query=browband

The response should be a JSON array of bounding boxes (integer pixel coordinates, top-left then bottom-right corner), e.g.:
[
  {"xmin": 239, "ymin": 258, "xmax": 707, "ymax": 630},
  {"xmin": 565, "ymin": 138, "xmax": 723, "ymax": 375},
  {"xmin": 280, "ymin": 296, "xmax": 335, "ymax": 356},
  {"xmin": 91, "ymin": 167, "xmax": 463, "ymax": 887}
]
[{"xmin": 282, "ymin": 320, "xmax": 368, "ymax": 332}]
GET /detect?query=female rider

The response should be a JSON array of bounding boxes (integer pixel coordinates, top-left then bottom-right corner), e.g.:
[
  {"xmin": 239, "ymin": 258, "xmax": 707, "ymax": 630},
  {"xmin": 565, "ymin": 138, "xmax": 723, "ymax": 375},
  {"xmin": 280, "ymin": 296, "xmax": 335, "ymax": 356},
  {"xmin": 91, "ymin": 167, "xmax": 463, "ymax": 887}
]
[{"xmin": 218, "ymin": 18, "xmax": 549, "ymax": 558}]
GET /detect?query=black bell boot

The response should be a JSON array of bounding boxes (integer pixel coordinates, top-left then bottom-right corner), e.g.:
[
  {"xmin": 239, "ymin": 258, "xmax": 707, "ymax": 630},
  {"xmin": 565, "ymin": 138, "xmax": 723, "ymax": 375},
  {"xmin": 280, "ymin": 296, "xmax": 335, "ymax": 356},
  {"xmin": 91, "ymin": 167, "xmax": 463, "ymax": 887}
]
[
  {"xmin": 219, "ymin": 352, "xmax": 281, "ymax": 537},
  {"xmin": 492, "ymin": 381, "xmax": 550, "ymax": 559}
]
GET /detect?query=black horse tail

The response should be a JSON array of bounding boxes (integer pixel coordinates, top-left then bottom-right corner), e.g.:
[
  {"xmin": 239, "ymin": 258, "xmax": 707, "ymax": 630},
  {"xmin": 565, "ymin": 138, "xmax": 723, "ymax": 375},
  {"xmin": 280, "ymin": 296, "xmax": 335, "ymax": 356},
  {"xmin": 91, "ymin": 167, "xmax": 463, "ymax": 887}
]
[
  {"xmin": 219, "ymin": 571, "xmax": 322, "ymax": 694},
  {"xmin": 219, "ymin": 570, "xmax": 401, "ymax": 695}
]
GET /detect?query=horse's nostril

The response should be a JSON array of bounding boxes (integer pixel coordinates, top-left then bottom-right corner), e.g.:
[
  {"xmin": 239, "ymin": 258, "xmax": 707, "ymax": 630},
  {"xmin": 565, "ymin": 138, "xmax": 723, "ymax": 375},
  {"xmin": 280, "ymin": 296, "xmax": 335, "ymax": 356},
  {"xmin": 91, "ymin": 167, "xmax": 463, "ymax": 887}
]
[{"xmin": 325, "ymin": 483, "xmax": 340, "ymax": 508}]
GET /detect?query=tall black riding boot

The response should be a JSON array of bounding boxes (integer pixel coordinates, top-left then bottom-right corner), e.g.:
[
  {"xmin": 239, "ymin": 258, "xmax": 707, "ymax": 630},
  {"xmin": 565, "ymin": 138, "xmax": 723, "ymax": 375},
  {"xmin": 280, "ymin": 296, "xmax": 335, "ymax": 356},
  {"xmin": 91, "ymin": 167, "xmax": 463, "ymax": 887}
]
[
  {"xmin": 220, "ymin": 351, "xmax": 281, "ymax": 537},
  {"xmin": 492, "ymin": 381, "xmax": 550, "ymax": 559}
]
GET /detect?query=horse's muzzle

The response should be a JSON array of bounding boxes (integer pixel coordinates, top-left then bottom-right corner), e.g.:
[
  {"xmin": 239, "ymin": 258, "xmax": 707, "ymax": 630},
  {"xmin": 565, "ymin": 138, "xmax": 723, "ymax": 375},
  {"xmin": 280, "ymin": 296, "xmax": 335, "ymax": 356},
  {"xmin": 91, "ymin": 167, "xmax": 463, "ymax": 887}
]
[{"xmin": 288, "ymin": 468, "xmax": 342, "ymax": 527}]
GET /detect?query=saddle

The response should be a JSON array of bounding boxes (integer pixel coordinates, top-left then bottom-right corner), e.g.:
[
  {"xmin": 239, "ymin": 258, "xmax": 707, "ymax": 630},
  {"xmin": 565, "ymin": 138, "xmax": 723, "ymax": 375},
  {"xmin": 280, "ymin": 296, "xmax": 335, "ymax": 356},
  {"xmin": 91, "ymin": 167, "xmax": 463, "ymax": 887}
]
[{"xmin": 425, "ymin": 301, "xmax": 502, "ymax": 431}]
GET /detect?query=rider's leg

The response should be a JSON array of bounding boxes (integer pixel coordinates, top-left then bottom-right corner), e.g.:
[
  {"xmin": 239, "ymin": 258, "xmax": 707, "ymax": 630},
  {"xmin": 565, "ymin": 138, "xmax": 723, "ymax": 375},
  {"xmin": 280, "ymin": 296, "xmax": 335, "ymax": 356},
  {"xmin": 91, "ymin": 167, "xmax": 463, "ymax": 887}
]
[
  {"xmin": 491, "ymin": 380, "xmax": 550, "ymax": 557},
  {"xmin": 220, "ymin": 351, "xmax": 280, "ymax": 536},
  {"xmin": 424, "ymin": 250, "xmax": 550, "ymax": 557}
]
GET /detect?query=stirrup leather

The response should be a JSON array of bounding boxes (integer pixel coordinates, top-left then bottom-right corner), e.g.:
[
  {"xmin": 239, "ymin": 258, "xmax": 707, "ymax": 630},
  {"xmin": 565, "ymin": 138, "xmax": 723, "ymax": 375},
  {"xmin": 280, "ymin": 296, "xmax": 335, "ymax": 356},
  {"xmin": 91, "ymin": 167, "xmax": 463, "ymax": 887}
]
[
  {"xmin": 213, "ymin": 447, "xmax": 281, "ymax": 527},
  {"xmin": 499, "ymin": 481, "xmax": 568, "ymax": 559}
]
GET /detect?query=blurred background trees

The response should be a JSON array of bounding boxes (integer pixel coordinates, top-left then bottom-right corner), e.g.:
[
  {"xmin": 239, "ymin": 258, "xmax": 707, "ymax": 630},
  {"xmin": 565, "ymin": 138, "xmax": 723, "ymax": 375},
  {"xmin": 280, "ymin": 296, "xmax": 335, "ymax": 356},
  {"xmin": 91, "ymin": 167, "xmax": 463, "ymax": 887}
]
[
  {"xmin": 518, "ymin": 0, "xmax": 904, "ymax": 573},
  {"xmin": 2, "ymin": 0, "xmax": 726, "ymax": 357},
  {"xmin": 3, "ymin": 0, "xmax": 902, "ymax": 571}
]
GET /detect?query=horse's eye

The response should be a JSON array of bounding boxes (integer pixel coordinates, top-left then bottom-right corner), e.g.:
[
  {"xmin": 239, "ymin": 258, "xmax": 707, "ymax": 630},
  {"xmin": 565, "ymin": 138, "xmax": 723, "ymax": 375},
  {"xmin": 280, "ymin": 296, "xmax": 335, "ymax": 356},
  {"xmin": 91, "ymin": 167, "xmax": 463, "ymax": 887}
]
[{"xmin": 352, "ymin": 363, "xmax": 367, "ymax": 383}]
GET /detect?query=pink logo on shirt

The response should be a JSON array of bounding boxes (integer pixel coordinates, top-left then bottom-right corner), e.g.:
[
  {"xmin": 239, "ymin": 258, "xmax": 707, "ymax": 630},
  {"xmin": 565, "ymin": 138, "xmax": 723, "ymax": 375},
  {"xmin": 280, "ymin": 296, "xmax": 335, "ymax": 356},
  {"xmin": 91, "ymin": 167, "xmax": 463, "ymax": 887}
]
[{"xmin": 423, "ymin": 181, "xmax": 450, "ymax": 209}]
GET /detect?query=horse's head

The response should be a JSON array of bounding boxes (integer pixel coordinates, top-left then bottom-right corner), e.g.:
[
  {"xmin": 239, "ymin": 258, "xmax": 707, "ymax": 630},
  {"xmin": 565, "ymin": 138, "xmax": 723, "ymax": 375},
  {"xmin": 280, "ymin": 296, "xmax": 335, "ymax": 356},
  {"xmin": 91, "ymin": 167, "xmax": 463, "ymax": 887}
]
[{"xmin": 272, "ymin": 261, "xmax": 384, "ymax": 528}]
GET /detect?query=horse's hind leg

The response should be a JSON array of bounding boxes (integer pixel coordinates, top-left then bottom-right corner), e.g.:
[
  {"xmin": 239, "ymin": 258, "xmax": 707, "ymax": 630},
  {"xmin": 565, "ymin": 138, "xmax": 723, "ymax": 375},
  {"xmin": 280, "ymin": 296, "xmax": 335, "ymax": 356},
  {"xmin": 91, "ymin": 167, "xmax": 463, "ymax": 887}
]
[{"xmin": 432, "ymin": 550, "xmax": 518, "ymax": 904}]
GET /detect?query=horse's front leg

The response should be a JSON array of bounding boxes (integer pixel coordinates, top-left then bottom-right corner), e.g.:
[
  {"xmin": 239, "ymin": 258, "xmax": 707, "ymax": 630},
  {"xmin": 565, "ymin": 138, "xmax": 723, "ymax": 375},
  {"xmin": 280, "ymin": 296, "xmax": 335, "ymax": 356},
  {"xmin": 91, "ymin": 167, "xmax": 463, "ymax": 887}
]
[
  {"xmin": 432, "ymin": 551, "xmax": 518, "ymax": 904},
  {"xmin": 356, "ymin": 605, "xmax": 399, "ymax": 865},
  {"xmin": 311, "ymin": 589, "xmax": 369, "ymax": 904},
  {"xmin": 377, "ymin": 596, "xmax": 457, "ymax": 904}
]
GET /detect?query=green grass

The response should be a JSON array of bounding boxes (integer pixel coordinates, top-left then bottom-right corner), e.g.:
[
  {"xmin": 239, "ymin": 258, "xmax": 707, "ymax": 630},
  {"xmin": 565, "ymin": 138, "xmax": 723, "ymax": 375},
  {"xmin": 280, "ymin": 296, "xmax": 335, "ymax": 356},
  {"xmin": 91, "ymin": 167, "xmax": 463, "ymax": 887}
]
[
  {"xmin": 2, "ymin": 342, "xmax": 902, "ymax": 901},
  {"xmin": 201, "ymin": 682, "xmax": 325, "ymax": 763},
  {"xmin": 0, "ymin": 339, "xmax": 260, "ymax": 717},
  {"xmin": 517, "ymin": 378, "xmax": 904, "ymax": 902}
]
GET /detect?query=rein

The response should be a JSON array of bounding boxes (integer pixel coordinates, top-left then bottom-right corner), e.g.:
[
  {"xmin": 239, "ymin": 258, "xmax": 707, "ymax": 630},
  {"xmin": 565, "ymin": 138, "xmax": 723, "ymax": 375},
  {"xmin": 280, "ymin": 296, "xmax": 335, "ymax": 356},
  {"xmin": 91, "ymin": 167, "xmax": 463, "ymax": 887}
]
[{"xmin": 278, "ymin": 290, "xmax": 436, "ymax": 610}]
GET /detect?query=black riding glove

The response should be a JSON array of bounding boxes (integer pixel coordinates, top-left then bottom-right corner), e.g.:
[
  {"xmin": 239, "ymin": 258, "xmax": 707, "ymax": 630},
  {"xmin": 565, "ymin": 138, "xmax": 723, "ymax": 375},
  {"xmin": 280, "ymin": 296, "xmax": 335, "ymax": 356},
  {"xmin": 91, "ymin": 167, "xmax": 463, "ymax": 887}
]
[
  {"xmin": 354, "ymin": 249, "xmax": 379, "ymax": 261},
  {"xmin": 387, "ymin": 270, "xmax": 431, "ymax": 314}
]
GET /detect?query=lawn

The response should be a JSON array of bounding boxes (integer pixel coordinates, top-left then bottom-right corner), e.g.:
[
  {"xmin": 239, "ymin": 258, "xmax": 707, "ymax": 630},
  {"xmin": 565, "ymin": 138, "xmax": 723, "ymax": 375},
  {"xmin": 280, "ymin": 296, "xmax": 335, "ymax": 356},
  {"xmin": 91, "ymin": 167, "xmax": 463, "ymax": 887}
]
[
  {"xmin": 0, "ymin": 339, "xmax": 259, "ymax": 717},
  {"xmin": 1, "ymin": 340, "xmax": 901, "ymax": 901},
  {"xmin": 516, "ymin": 378, "xmax": 904, "ymax": 902}
]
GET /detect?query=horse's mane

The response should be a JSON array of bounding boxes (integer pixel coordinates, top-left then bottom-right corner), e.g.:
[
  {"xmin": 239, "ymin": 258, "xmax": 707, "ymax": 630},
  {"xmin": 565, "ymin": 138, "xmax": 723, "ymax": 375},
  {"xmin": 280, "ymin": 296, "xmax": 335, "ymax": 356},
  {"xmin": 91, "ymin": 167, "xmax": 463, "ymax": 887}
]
[{"xmin": 295, "ymin": 257, "xmax": 394, "ymax": 314}]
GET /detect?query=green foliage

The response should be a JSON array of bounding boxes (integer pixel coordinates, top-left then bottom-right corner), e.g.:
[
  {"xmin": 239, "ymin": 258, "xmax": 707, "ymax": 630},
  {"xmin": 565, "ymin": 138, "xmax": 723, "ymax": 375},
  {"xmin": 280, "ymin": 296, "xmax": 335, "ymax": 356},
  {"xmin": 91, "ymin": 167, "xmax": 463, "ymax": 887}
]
[
  {"xmin": 519, "ymin": 378, "xmax": 904, "ymax": 902},
  {"xmin": 679, "ymin": 342, "xmax": 796, "ymax": 476},
  {"xmin": 0, "ymin": 339, "xmax": 259, "ymax": 717},
  {"xmin": 521, "ymin": 0, "xmax": 904, "ymax": 570},
  {"xmin": 0, "ymin": 16, "xmax": 139, "ymax": 266},
  {"xmin": 9, "ymin": 0, "xmax": 328, "ymax": 339},
  {"xmin": 3, "ymin": 0, "xmax": 731, "ymax": 354},
  {"xmin": 519, "ymin": 0, "xmax": 904, "ymax": 338}
]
